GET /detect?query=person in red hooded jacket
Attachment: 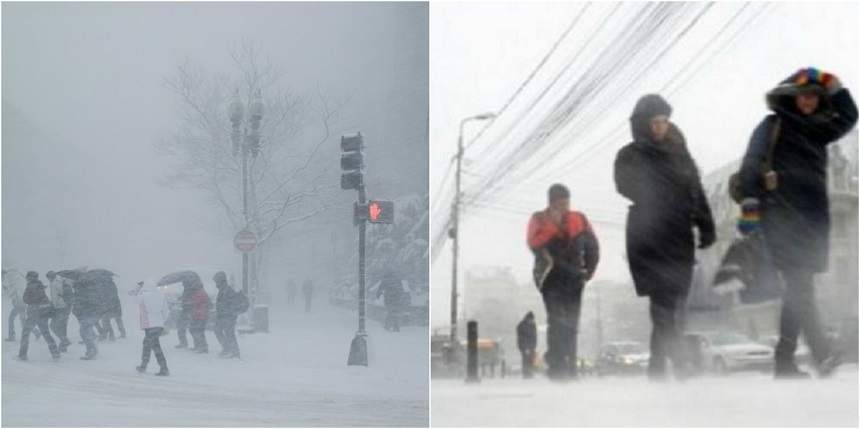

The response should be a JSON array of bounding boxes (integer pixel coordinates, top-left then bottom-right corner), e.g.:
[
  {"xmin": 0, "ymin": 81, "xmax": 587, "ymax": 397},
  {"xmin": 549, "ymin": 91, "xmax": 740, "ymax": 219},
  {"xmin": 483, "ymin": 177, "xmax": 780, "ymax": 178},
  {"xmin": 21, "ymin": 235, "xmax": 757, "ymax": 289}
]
[{"xmin": 185, "ymin": 278, "xmax": 211, "ymax": 353}]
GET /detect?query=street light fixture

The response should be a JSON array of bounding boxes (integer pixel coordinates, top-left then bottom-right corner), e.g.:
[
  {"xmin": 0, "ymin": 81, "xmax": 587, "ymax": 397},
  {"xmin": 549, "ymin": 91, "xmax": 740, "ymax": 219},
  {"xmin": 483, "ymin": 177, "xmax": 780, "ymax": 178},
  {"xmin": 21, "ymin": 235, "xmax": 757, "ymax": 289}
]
[{"xmin": 450, "ymin": 111, "xmax": 496, "ymax": 347}]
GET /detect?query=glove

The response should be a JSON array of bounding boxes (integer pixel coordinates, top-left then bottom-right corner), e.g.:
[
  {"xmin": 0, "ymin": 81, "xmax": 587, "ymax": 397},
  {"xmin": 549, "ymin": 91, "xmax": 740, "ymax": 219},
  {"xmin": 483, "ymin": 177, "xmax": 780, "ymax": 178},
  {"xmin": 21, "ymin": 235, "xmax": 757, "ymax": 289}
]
[
  {"xmin": 698, "ymin": 229, "xmax": 716, "ymax": 249},
  {"xmin": 737, "ymin": 197, "xmax": 761, "ymax": 235}
]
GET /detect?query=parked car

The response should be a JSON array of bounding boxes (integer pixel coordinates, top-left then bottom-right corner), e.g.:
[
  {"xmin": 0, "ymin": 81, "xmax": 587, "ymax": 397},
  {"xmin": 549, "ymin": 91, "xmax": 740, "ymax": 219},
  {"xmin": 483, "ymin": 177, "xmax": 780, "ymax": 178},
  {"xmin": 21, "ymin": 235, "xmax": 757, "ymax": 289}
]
[
  {"xmin": 595, "ymin": 341, "xmax": 649, "ymax": 376},
  {"xmin": 686, "ymin": 331, "xmax": 773, "ymax": 374}
]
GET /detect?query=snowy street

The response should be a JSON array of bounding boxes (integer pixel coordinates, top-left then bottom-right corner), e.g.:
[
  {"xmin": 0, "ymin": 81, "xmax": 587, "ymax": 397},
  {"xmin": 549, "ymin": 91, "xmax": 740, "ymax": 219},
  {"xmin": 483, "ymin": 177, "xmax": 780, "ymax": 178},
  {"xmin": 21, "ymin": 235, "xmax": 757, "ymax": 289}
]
[
  {"xmin": 431, "ymin": 366, "xmax": 859, "ymax": 427},
  {"xmin": 2, "ymin": 301, "xmax": 428, "ymax": 427}
]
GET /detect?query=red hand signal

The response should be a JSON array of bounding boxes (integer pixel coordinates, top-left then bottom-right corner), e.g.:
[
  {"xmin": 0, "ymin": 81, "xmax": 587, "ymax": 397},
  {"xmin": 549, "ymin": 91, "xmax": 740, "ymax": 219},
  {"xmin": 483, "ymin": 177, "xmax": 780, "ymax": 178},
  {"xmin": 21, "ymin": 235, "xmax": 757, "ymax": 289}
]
[{"xmin": 369, "ymin": 202, "xmax": 382, "ymax": 221}]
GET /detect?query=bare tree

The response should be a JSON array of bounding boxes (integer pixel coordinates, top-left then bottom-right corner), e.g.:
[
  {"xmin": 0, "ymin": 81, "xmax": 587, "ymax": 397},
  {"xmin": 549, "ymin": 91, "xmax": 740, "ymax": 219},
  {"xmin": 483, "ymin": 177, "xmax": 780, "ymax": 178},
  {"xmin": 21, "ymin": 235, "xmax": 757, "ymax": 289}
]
[{"xmin": 156, "ymin": 43, "xmax": 340, "ymax": 301}]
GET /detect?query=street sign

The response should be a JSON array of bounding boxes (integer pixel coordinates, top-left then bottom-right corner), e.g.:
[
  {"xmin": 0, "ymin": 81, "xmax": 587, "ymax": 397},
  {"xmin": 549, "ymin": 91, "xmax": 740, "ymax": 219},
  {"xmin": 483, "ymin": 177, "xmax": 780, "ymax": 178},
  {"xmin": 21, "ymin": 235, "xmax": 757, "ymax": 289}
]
[
  {"xmin": 234, "ymin": 229, "xmax": 257, "ymax": 252},
  {"xmin": 368, "ymin": 200, "xmax": 394, "ymax": 224}
]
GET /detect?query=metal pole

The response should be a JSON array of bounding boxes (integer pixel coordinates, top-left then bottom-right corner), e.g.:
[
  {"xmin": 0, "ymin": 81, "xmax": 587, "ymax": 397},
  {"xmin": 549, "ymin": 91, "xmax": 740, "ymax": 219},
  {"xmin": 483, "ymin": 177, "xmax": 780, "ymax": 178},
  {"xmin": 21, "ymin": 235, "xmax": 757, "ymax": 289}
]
[
  {"xmin": 358, "ymin": 184, "xmax": 367, "ymax": 335},
  {"xmin": 242, "ymin": 131, "xmax": 249, "ymax": 297},
  {"xmin": 466, "ymin": 320, "xmax": 480, "ymax": 383},
  {"xmin": 451, "ymin": 121, "xmax": 464, "ymax": 345}
]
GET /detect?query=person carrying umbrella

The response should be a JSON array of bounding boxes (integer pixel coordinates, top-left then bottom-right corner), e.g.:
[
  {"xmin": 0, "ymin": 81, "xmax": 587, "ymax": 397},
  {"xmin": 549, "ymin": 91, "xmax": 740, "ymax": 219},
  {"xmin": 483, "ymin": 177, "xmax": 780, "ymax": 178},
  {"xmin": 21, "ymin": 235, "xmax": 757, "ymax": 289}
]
[{"xmin": 73, "ymin": 270, "xmax": 107, "ymax": 360}]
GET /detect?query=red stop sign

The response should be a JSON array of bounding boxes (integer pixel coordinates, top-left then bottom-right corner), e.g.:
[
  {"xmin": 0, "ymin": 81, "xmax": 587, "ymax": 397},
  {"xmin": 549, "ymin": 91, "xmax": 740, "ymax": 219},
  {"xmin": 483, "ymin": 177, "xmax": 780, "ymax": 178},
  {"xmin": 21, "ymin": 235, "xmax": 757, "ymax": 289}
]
[{"xmin": 234, "ymin": 229, "xmax": 257, "ymax": 252}]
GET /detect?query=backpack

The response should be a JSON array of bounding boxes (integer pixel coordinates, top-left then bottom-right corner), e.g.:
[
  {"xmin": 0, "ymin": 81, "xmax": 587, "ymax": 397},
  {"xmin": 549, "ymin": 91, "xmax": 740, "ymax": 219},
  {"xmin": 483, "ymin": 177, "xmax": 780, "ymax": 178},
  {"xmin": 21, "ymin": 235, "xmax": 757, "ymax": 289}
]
[{"xmin": 235, "ymin": 291, "xmax": 250, "ymax": 314}]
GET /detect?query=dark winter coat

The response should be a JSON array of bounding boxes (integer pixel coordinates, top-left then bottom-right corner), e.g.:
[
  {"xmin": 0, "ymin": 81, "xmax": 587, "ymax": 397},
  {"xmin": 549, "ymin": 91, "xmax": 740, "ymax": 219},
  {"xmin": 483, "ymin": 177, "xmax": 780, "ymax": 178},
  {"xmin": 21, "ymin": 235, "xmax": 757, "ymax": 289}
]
[
  {"xmin": 215, "ymin": 282, "xmax": 244, "ymax": 319},
  {"xmin": 516, "ymin": 317, "xmax": 537, "ymax": 352},
  {"xmin": 22, "ymin": 279, "xmax": 51, "ymax": 307},
  {"xmin": 614, "ymin": 94, "xmax": 715, "ymax": 297},
  {"xmin": 73, "ymin": 278, "xmax": 104, "ymax": 319},
  {"xmin": 739, "ymin": 76, "xmax": 858, "ymax": 273},
  {"xmin": 102, "ymin": 278, "xmax": 122, "ymax": 318}
]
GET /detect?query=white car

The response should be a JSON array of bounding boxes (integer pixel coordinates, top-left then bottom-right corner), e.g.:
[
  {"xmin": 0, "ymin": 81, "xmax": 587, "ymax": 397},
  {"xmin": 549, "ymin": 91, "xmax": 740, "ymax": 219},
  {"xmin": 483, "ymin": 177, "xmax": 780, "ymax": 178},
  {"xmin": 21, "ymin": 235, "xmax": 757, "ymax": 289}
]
[{"xmin": 687, "ymin": 332, "xmax": 773, "ymax": 374}]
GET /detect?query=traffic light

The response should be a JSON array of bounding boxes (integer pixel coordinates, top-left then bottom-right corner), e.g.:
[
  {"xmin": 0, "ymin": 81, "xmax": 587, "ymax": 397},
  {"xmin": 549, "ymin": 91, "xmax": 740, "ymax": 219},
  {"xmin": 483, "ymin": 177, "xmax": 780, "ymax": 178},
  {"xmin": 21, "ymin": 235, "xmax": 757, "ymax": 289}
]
[
  {"xmin": 340, "ymin": 133, "xmax": 364, "ymax": 190},
  {"xmin": 367, "ymin": 200, "xmax": 394, "ymax": 224}
]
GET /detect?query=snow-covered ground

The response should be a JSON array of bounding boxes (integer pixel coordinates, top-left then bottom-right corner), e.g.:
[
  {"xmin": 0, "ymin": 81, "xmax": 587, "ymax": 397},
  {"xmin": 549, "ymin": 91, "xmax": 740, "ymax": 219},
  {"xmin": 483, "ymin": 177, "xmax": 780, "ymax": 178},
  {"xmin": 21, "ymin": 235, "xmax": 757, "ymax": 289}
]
[
  {"xmin": 2, "ymin": 300, "xmax": 428, "ymax": 427},
  {"xmin": 432, "ymin": 367, "xmax": 858, "ymax": 427}
]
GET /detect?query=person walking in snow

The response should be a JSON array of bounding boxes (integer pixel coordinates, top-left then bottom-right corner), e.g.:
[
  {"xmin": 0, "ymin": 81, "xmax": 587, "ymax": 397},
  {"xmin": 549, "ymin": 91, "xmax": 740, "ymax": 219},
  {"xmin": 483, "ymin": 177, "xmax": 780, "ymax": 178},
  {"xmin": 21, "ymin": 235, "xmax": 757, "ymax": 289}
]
[
  {"xmin": 131, "ymin": 281, "xmax": 170, "ymax": 376},
  {"xmin": 3, "ymin": 268, "xmax": 28, "ymax": 342},
  {"xmin": 18, "ymin": 271, "xmax": 60, "ymax": 361},
  {"xmin": 286, "ymin": 279, "xmax": 297, "ymax": 306},
  {"xmin": 99, "ymin": 276, "xmax": 126, "ymax": 341},
  {"xmin": 74, "ymin": 273, "xmax": 104, "ymax": 360},
  {"xmin": 186, "ymin": 278, "xmax": 211, "ymax": 353},
  {"xmin": 302, "ymin": 279, "xmax": 315, "ymax": 313},
  {"xmin": 376, "ymin": 269, "xmax": 406, "ymax": 332},
  {"xmin": 214, "ymin": 271, "xmax": 245, "ymax": 359},
  {"xmin": 46, "ymin": 271, "xmax": 74, "ymax": 352},
  {"xmin": 613, "ymin": 94, "xmax": 716, "ymax": 381},
  {"xmin": 527, "ymin": 184, "xmax": 600, "ymax": 380},
  {"xmin": 737, "ymin": 68, "xmax": 857, "ymax": 379},
  {"xmin": 516, "ymin": 311, "xmax": 538, "ymax": 379}
]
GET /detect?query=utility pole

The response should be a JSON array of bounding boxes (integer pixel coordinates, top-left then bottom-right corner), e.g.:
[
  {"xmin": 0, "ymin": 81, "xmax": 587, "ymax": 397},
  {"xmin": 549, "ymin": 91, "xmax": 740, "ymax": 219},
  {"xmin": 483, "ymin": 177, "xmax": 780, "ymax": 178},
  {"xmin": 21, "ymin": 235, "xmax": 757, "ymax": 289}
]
[{"xmin": 449, "ymin": 112, "xmax": 496, "ymax": 347}]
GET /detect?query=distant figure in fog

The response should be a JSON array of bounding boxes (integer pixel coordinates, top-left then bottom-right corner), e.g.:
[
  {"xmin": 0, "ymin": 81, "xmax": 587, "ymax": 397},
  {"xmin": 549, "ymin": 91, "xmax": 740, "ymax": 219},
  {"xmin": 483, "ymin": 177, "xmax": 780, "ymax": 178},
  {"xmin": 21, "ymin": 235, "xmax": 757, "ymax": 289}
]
[
  {"xmin": 286, "ymin": 279, "xmax": 297, "ymax": 306},
  {"xmin": 99, "ymin": 276, "xmax": 125, "ymax": 341},
  {"xmin": 614, "ymin": 94, "xmax": 715, "ymax": 381},
  {"xmin": 186, "ymin": 278, "xmax": 211, "ymax": 353},
  {"xmin": 132, "ymin": 281, "xmax": 169, "ymax": 376},
  {"xmin": 18, "ymin": 271, "xmax": 60, "ymax": 361},
  {"xmin": 376, "ymin": 269, "xmax": 406, "ymax": 332},
  {"xmin": 302, "ymin": 279, "xmax": 314, "ymax": 313},
  {"xmin": 46, "ymin": 271, "xmax": 74, "ymax": 352},
  {"xmin": 3, "ymin": 269, "xmax": 28, "ymax": 342},
  {"xmin": 516, "ymin": 312, "xmax": 537, "ymax": 379}
]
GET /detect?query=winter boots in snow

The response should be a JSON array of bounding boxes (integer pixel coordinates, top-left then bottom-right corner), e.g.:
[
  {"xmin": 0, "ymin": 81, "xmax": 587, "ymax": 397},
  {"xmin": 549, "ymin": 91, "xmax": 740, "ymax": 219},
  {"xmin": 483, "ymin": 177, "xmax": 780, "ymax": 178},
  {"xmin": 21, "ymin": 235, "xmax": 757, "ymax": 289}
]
[
  {"xmin": 155, "ymin": 367, "xmax": 170, "ymax": 376},
  {"xmin": 774, "ymin": 361, "xmax": 811, "ymax": 379}
]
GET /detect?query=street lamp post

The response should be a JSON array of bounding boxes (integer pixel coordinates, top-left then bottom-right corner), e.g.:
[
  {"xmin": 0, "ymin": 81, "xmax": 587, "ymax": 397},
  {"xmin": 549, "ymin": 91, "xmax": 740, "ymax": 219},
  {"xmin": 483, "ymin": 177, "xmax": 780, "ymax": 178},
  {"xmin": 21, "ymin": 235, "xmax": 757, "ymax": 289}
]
[
  {"xmin": 229, "ymin": 90, "xmax": 265, "ymax": 300},
  {"xmin": 449, "ymin": 112, "xmax": 495, "ymax": 347}
]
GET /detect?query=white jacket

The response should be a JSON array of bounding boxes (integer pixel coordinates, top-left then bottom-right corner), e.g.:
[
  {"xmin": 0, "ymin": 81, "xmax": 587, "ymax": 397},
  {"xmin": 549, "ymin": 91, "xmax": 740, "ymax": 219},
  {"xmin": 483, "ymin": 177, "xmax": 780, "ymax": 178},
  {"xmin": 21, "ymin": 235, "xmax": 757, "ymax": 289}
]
[
  {"xmin": 48, "ymin": 277, "xmax": 71, "ymax": 309},
  {"xmin": 2, "ymin": 269, "xmax": 26, "ymax": 308},
  {"xmin": 134, "ymin": 285, "xmax": 169, "ymax": 330}
]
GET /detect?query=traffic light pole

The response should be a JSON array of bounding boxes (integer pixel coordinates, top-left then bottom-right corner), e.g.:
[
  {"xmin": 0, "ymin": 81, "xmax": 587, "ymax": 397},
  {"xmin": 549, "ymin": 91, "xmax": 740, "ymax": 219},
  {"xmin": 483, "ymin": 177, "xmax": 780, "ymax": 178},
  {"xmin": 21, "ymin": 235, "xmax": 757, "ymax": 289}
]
[
  {"xmin": 358, "ymin": 184, "xmax": 367, "ymax": 335},
  {"xmin": 242, "ymin": 139, "xmax": 249, "ymax": 298}
]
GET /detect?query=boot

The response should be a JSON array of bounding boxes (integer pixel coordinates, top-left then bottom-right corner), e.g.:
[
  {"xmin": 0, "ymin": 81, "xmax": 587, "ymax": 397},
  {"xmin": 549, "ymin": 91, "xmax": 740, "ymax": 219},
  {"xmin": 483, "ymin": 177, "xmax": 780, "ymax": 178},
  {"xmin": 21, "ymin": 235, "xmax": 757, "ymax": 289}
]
[
  {"xmin": 195, "ymin": 347, "xmax": 209, "ymax": 354},
  {"xmin": 174, "ymin": 343, "xmax": 188, "ymax": 349},
  {"xmin": 817, "ymin": 352, "xmax": 843, "ymax": 378},
  {"xmin": 774, "ymin": 361, "xmax": 810, "ymax": 379},
  {"xmin": 155, "ymin": 367, "xmax": 170, "ymax": 376},
  {"xmin": 136, "ymin": 365, "xmax": 147, "ymax": 373},
  {"xmin": 5, "ymin": 333, "xmax": 15, "ymax": 342},
  {"xmin": 80, "ymin": 349, "xmax": 98, "ymax": 361},
  {"xmin": 218, "ymin": 350, "xmax": 230, "ymax": 358},
  {"xmin": 17, "ymin": 354, "xmax": 27, "ymax": 361}
]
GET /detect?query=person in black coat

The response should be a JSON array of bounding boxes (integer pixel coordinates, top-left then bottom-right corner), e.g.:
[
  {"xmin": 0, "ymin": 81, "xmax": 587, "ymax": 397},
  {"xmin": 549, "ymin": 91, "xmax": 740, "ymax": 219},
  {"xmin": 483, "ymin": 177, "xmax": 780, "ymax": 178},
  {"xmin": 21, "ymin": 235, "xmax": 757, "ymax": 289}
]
[
  {"xmin": 376, "ymin": 269, "xmax": 405, "ymax": 332},
  {"xmin": 738, "ymin": 68, "xmax": 857, "ymax": 378},
  {"xmin": 213, "ymin": 271, "xmax": 243, "ymax": 359},
  {"xmin": 516, "ymin": 312, "xmax": 537, "ymax": 379},
  {"xmin": 614, "ymin": 94, "xmax": 715, "ymax": 380},
  {"xmin": 73, "ymin": 275, "xmax": 103, "ymax": 360},
  {"xmin": 99, "ymin": 277, "xmax": 126, "ymax": 341},
  {"xmin": 526, "ymin": 184, "xmax": 600, "ymax": 380},
  {"xmin": 18, "ymin": 272, "xmax": 60, "ymax": 361}
]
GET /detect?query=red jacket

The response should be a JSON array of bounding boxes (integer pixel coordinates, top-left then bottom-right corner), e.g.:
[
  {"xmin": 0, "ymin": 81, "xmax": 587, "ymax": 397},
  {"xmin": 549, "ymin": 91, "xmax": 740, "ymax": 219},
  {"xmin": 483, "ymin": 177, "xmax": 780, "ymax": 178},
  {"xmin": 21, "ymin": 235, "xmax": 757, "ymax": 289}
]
[
  {"xmin": 186, "ymin": 288, "xmax": 211, "ymax": 321},
  {"xmin": 527, "ymin": 209, "xmax": 600, "ymax": 283},
  {"xmin": 527, "ymin": 210, "xmax": 590, "ymax": 250}
]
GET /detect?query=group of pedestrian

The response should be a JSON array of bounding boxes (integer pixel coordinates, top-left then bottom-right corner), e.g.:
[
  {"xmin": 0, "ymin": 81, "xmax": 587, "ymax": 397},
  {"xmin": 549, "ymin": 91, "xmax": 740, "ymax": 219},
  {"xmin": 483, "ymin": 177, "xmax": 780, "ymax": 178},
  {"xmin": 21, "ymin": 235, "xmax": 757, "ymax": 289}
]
[
  {"xmin": 523, "ymin": 67, "xmax": 856, "ymax": 381},
  {"xmin": 2, "ymin": 268, "xmax": 123, "ymax": 362},
  {"xmin": 171, "ymin": 271, "xmax": 247, "ymax": 359}
]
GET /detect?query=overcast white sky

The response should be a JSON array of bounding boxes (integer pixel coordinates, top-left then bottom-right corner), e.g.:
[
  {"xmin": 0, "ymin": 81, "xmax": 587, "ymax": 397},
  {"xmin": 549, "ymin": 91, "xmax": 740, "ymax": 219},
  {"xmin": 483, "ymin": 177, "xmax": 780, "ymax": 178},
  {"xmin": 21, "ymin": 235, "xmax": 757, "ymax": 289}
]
[{"xmin": 429, "ymin": 1, "xmax": 859, "ymax": 328}]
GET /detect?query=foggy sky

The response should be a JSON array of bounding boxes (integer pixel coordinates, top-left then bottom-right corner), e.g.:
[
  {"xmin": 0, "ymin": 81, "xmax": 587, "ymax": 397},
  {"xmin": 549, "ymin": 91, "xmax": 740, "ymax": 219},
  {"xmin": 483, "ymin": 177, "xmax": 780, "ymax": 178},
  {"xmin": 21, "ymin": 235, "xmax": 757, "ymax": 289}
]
[{"xmin": 2, "ymin": 2, "xmax": 428, "ymax": 288}]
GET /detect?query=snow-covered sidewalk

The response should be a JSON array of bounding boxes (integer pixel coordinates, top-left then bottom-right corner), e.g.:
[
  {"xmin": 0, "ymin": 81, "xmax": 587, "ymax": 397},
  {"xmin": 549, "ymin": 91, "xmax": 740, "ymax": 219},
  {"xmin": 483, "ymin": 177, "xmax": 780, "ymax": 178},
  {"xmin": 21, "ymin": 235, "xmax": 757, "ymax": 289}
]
[
  {"xmin": 431, "ymin": 366, "xmax": 858, "ymax": 427},
  {"xmin": 2, "ymin": 302, "xmax": 428, "ymax": 427}
]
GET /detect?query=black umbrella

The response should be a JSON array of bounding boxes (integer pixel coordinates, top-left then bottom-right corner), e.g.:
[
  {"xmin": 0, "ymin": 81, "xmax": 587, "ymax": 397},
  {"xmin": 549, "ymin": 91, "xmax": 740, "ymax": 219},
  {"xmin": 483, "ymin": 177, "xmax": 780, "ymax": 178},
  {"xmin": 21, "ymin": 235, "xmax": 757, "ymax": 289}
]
[
  {"xmin": 158, "ymin": 270, "xmax": 200, "ymax": 287},
  {"xmin": 56, "ymin": 268, "xmax": 87, "ymax": 281},
  {"xmin": 80, "ymin": 269, "xmax": 116, "ymax": 283}
]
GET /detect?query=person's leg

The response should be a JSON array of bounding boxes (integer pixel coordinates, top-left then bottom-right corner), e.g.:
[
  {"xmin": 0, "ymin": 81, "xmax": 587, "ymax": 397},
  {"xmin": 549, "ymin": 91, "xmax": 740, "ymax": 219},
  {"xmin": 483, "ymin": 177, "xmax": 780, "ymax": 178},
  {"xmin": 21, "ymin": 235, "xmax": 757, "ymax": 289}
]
[
  {"xmin": 80, "ymin": 317, "xmax": 98, "ymax": 359},
  {"xmin": 541, "ymin": 286, "xmax": 566, "ymax": 379},
  {"xmin": 176, "ymin": 313, "xmax": 189, "ymax": 348},
  {"xmin": 115, "ymin": 317, "xmax": 126, "ymax": 338},
  {"xmin": 7, "ymin": 307, "xmax": 20, "ymax": 340},
  {"xmin": 567, "ymin": 285, "xmax": 585, "ymax": 378},
  {"xmin": 56, "ymin": 308, "xmax": 71, "ymax": 349},
  {"xmin": 779, "ymin": 268, "xmax": 831, "ymax": 370},
  {"xmin": 229, "ymin": 315, "xmax": 239, "ymax": 356},
  {"xmin": 36, "ymin": 312, "xmax": 59, "ymax": 358},
  {"xmin": 152, "ymin": 328, "xmax": 168, "ymax": 372},
  {"xmin": 214, "ymin": 317, "xmax": 227, "ymax": 353},
  {"xmin": 140, "ymin": 329, "xmax": 154, "ymax": 370},
  {"xmin": 648, "ymin": 294, "xmax": 673, "ymax": 379},
  {"xmin": 18, "ymin": 309, "xmax": 35, "ymax": 358}
]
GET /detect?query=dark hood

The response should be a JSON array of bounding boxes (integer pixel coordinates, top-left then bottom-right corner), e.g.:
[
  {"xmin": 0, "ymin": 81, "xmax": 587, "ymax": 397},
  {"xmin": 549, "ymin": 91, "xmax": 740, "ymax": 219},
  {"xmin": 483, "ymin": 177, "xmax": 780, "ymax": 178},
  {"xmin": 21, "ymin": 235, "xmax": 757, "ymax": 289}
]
[
  {"xmin": 630, "ymin": 94, "xmax": 672, "ymax": 143},
  {"xmin": 766, "ymin": 70, "xmax": 834, "ymax": 122}
]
